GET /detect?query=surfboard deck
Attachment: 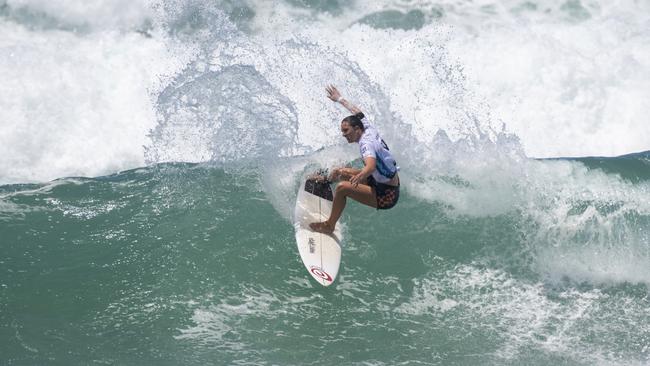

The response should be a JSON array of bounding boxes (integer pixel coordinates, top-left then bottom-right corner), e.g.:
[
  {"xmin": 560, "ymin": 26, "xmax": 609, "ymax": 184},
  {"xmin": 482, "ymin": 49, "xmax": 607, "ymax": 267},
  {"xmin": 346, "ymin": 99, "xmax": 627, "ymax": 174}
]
[{"xmin": 294, "ymin": 177, "xmax": 342, "ymax": 286}]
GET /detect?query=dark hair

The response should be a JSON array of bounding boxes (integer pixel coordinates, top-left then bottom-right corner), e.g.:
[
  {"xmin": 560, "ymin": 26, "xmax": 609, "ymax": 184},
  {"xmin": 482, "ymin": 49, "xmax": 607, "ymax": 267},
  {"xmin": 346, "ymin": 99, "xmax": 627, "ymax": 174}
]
[{"xmin": 341, "ymin": 112, "xmax": 365, "ymax": 130}]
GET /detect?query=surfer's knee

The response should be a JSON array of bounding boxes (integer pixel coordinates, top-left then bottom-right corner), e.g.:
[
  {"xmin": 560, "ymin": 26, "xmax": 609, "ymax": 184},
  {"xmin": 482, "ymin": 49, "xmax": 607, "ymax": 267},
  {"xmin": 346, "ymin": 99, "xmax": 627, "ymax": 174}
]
[{"xmin": 335, "ymin": 181, "xmax": 353, "ymax": 195}]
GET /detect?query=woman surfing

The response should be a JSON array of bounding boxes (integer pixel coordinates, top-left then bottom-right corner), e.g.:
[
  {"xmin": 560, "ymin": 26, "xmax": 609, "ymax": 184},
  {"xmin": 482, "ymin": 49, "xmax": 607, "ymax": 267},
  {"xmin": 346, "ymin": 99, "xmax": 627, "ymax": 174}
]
[{"xmin": 310, "ymin": 85, "xmax": 400, "ymax": 234}]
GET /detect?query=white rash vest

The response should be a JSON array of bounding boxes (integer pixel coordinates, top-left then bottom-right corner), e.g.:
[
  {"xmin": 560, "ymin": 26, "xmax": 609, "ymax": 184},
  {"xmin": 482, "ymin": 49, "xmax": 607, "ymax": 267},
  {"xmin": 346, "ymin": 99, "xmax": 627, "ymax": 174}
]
[{"xmin": 359, "ymin": 118, "xmax": 399, "ymax": 184}]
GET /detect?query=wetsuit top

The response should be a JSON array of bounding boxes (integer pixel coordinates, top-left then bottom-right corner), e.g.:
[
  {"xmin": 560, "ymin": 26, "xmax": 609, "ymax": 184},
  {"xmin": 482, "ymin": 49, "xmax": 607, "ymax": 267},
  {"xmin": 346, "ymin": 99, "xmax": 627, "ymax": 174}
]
[{"xmin": 359, "ymin": 118, "xmax": 399, "ymax": 184}]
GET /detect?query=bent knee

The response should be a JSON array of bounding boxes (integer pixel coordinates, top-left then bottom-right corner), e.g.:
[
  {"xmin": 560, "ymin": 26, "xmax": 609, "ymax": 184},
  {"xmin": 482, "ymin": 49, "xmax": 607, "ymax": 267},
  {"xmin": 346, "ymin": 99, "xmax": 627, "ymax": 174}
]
[{"xmin": 335, "ymin": 181, "xmax": 353, "ymax": 194}]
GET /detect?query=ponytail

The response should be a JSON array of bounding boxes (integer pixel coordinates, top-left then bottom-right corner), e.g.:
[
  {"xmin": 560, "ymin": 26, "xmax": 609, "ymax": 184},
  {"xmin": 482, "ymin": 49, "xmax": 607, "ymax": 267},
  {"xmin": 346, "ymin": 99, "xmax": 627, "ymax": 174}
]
[{"xmin": 342, "ymin": 112, "xmax": 365, "ymax": 130}]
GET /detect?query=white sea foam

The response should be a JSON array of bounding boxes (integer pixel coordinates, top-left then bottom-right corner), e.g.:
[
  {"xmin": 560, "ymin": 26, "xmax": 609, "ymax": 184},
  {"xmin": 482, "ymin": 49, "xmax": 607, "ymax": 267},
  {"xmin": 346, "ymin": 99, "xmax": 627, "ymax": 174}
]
[
  {"xmin": 1, "ymin": 3, "xmax": 649, "ymax": 290},
  {"xmin": 176, "ymin": 285, "xmax": 323, "ymax": 348},
  {"xmin": 2, "ymin": 0, "xmax": 649, "ymax": 183},
  {"xmin": 242, "ymin": 0, "xmax": 650, "ymax": 158},
  {"xmin": 0, "ymin": 21, "xmax": 189, "ymax": 184},
  {"xmin": 2, "ymin": 0, "xmax": 648, "ymax": 287},
  {"xmin": 522, "ymin": 160, "xmax": 650, "ymax": 285},
  {"xmin": 397, "ymin": 261, "xmax": 649, "ymax": 364},
  {"xmin": 404, "ymin": 144, "xmax": 650, "ymax": 285},
  {"xmin": 450, "ymin": 5, "xmax": 650, "ymax": 157}
]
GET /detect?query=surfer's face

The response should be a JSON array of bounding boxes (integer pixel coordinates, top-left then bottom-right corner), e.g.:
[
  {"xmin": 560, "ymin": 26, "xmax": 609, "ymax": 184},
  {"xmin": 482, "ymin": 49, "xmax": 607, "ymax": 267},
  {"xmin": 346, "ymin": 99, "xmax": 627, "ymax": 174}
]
[{"xmin": 341, "ymin": 122, "xmax": 361, "ymax": 143}]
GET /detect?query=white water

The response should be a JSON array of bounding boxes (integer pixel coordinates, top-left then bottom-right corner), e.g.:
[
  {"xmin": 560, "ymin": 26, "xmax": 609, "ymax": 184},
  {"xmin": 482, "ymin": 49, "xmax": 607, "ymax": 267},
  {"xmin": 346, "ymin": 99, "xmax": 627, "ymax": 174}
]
[
  {"xmin": 3, "ymin": 0, "xmax": 649, "ymax": 276},
  {"xmin": 2, "ymin": 1, "xmax": 649, "ymax": 286},
  {"xmin": 2, "ymin": 3, "xmax": 649, "ymax": 363},
  {"xmin": 1, "ymin": 0, "xmax": 649, "ymax": 183},
  {"xmin": 0, "ymin": 21, "xmax": 188, "ymax": 183},
  {"xmin": 0, "ymin": 0, "xmax": 650, "ymax": 182}
]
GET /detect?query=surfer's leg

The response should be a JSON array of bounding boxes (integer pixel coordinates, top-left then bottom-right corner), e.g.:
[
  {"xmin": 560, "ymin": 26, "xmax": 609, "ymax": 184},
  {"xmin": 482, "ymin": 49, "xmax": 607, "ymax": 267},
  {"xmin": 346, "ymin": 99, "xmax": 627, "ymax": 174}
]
[
  {"xmin": 310, "ymin": 181, "xmax": 376, "ymax": 234},
  {"xmin": 332, "ymin": 181, "xmax": 377, "ymax": 210}
]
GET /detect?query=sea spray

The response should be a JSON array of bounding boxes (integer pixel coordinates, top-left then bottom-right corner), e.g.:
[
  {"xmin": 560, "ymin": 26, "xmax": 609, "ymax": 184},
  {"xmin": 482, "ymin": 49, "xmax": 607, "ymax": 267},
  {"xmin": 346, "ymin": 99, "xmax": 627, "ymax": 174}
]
[{"xmin": 2, "ymin": 1, "xmax": 650, "ymax": 364}]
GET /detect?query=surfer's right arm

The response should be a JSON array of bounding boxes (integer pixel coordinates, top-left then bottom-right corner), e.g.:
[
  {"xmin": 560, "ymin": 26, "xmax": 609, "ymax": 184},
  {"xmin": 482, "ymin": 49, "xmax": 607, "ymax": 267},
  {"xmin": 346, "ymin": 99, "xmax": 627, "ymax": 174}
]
[
  {"xmin": 329, "ymin": 167, "xmax": 361, "ymax": 182},
  {"xmin": 326, "ymin": 85, "xmax": 362, "ymax": 115}
]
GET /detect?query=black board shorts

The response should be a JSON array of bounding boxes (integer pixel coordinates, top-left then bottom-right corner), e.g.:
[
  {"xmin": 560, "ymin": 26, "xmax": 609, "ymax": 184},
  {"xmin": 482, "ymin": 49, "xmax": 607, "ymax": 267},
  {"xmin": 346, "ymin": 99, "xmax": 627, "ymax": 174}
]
[{"xmin": 367, "ymin": 176, "xmax": 400, "ymax": 210}]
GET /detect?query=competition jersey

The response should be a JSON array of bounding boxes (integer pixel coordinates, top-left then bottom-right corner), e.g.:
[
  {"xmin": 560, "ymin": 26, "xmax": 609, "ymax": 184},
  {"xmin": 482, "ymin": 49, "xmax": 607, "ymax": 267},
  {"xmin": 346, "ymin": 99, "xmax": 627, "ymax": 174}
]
[{"xmin": 359, "ymin": 119, "xmax": 399, "ymax": 184}]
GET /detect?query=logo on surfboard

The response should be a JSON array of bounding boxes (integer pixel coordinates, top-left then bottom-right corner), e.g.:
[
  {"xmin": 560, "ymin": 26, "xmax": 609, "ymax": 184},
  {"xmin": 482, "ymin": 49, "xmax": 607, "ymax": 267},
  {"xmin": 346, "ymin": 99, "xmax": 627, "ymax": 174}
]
[
  {"xmin": 308, "ymin": 237, "xmax": 315, "ymax": 253},
  {"xmin": 309, "ymin": 266, "xmax": 333, "ymax": 282}
]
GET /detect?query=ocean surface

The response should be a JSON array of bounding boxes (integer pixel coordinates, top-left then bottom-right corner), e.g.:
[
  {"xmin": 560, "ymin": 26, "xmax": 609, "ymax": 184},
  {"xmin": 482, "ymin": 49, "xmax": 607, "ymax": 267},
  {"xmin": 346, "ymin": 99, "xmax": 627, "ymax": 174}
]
[{"xmin": 1, "ymin": 0, "xmax": 649, "ymax": 365}]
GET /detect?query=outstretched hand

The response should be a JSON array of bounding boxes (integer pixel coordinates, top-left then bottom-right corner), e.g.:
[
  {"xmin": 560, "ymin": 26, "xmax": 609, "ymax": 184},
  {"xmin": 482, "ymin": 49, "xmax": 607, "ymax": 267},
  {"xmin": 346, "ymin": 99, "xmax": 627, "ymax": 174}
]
[{"xmin": 326, "ymin": 85, "xmax": 341, "ymax": 102}]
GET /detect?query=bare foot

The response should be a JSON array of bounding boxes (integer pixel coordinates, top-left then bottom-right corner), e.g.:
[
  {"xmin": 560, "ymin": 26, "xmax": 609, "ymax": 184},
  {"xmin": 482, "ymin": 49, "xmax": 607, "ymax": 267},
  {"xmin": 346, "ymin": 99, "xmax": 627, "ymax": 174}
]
[{"xmin": 309, "ymin": 221, "xmax": 334, "ymax": 234}]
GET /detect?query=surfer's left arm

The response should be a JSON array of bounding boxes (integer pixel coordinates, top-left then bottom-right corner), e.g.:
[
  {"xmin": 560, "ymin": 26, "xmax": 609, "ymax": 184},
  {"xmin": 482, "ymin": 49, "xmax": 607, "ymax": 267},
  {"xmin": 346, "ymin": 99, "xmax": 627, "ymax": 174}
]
[{"xmin": 350, "ymin": 157, "xmax": 376, "ymax": 187}]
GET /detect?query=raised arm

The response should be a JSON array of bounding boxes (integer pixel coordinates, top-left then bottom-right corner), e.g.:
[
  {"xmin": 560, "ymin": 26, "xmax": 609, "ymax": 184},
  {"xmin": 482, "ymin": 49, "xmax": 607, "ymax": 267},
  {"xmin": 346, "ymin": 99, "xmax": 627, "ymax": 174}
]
[{"xmin": 326, "ymin": 85, "xmax": 362, "ymax": 115}]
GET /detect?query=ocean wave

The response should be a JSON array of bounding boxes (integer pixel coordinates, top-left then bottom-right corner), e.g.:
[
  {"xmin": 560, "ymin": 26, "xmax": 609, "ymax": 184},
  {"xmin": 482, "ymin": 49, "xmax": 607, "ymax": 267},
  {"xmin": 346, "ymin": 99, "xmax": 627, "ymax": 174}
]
[
  {"xmin": 1, "ymin": 162, "xmax": 649, "ymax": 364},
  {"xmin": 1, "ymin": 0, "xmax": 649, "ymax": 183}
]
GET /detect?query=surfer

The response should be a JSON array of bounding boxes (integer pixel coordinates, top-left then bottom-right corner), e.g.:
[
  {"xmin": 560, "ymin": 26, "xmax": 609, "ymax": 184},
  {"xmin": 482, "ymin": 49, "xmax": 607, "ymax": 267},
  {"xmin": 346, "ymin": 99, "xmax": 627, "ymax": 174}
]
[{"xmin": 310, "ymin": 85, "xmax": 400, "ymax": 234}]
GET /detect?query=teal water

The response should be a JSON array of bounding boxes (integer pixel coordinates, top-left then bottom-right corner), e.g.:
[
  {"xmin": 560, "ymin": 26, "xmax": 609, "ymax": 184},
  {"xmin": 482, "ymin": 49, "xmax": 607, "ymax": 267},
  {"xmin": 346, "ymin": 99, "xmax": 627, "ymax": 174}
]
[
  {"xmin": 2, "ymin": 157, "xmax": 649, "ymax": 365},
  {"xmin": 2, "ymin": 0, "xmax": 650, "ymax": 364}
]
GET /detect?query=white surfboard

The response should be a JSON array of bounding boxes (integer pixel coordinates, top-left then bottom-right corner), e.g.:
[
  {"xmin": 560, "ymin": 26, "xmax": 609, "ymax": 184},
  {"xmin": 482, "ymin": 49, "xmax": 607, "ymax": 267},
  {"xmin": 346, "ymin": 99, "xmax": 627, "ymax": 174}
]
[{"xmin": 293, "ymin": 177, "xmax": 342, "ymax": 286}]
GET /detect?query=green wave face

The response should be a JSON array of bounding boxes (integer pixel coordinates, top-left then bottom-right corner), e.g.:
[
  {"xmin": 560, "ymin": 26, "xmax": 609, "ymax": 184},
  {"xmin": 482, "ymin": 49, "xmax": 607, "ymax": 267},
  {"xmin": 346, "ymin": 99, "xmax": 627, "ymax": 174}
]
[{"xmin": 1, "ymin": 159, "xmax": 649, "ymax": 365}]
